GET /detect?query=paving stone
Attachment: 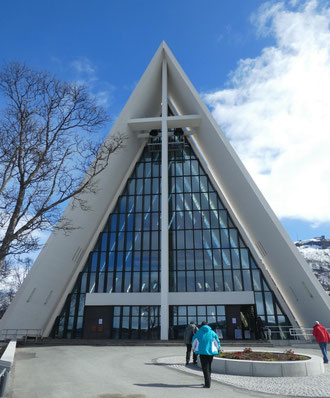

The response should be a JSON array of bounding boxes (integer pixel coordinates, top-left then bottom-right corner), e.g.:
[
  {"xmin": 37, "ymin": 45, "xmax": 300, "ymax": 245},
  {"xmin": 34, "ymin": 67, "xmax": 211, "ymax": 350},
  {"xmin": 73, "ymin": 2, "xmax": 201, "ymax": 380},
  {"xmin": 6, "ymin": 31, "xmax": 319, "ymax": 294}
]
[{"xmin": 159, "ymin": 356, "xmax": 330, "ymax": 397}]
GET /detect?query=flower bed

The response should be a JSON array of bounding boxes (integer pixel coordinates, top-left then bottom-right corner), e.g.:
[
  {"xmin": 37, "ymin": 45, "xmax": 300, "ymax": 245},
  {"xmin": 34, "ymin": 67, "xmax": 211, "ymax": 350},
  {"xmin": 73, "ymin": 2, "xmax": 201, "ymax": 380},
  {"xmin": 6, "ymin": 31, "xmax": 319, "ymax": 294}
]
[
  {"xmin": 197, "ymin": 348, "xmax": 324, "ymax": 377},
  {"xmin": 219, "ymin": 348, "xmax": 309, "ymax": 362}
]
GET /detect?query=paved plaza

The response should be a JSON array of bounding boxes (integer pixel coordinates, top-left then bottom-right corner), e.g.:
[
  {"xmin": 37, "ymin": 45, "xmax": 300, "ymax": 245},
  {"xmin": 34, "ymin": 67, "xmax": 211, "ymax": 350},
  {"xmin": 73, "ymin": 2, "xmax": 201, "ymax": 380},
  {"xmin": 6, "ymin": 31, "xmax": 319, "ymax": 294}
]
[{"xmin": 7, "ymin": 344, "xmax": 330, "ymax": 398}]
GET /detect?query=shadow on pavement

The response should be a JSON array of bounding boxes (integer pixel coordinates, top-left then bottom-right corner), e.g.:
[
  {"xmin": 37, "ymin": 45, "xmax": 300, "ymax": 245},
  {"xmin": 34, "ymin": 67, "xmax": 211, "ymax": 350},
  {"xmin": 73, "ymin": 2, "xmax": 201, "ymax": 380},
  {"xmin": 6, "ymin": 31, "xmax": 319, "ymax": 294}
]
[{"xmin": 135, "ymin": 383, "xmax": 203, "ymax": 389}]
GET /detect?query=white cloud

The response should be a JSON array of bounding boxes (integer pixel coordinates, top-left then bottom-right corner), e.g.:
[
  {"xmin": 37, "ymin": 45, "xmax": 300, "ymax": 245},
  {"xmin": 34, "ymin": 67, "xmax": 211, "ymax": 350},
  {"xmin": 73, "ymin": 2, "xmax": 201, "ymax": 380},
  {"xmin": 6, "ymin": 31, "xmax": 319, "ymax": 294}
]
[
  {"xmin": 204, "ymin": 0, "xmax": 330, "ymax": 224},
  {"xmin": 70, "ymin": 57, "xmax": 115, "ymax": 108},
  {"xmin": 71, "ymin": 57, "xmax": 96, "ymax": 76}
]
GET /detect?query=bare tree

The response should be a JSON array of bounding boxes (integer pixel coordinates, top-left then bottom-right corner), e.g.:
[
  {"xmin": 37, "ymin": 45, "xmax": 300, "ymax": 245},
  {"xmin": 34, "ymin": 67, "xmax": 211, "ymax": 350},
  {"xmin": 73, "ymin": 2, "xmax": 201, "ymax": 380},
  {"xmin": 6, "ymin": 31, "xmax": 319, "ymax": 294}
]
[
  {"xmin": 0, "ymin": 257, "xmax": 32, "ymax": 317},
  {"xmin": 0, "ymin": 62, "xmax": 124, "ymax": 266}
]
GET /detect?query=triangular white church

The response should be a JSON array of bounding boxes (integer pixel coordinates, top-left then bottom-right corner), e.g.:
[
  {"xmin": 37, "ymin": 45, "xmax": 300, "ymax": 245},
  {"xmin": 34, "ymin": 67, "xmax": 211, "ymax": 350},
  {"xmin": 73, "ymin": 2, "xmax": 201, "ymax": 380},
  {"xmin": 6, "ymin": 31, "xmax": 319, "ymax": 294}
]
[{"xmin": 1, "ymin": 42, "xmax": 329, "ymax": 341}]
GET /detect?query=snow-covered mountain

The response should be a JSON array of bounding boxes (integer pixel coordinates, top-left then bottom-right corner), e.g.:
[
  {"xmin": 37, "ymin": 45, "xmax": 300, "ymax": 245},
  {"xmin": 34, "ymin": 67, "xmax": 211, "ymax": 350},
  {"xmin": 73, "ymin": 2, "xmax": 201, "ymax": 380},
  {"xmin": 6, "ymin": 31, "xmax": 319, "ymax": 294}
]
[{"xmin": 295, "ymin": 236, "xmax": 330, "ymax": 294}]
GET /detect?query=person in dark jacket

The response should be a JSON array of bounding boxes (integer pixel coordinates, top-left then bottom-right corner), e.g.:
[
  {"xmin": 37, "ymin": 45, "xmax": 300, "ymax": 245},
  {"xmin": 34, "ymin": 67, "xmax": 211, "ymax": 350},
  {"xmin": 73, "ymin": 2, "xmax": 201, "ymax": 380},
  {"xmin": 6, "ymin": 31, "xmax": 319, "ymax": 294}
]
[
  {"xmin": 184, "ymin": 321, "xmax": 198, "ymax": 365},
  {"xmin": 192, "ymin": 321, "xmax": 220, "ymax": 388},
  {"xmin": 313, "ymin": 321, "xmax": 330, "ymax": 364},
  {"xmin": 256, "ymin": 316, "xmax": 266, "ymax": 340}
]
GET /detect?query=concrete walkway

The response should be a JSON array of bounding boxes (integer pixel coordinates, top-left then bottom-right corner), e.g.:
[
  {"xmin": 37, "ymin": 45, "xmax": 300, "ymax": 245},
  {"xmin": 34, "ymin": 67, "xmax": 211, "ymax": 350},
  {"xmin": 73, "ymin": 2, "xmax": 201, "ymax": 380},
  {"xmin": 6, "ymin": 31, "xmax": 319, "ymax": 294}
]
[{"xmin": 6, "ymin": 344, "xmax": 330, "ymax": 398}]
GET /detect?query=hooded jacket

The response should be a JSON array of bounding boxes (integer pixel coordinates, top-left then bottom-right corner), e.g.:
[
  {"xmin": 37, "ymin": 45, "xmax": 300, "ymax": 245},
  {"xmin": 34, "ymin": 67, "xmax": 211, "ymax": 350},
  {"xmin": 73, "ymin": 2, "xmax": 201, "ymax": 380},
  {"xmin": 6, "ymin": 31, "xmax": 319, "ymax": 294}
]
[
  {"xmin": 313, "ymin": 323, "xmax": 330, "ymax": 343},
  {"xmin": 184, "ymin": 323, "xmax": 198, "ymax": 344},
  {"xmin": 192, "ymin": 325, "xmax": 221, "ymax": 355}
]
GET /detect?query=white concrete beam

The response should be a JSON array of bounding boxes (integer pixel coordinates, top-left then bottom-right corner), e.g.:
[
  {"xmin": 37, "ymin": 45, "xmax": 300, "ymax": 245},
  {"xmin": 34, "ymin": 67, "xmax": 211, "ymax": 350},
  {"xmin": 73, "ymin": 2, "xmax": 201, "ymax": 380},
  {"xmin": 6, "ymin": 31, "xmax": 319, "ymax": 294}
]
[
  {"xmin": 160, "ymin": 57, "xmax": 169, "ymax": 340},
  {"xmin": 128, "ymin": 114, "xmax": 201, "ymax": 131}
]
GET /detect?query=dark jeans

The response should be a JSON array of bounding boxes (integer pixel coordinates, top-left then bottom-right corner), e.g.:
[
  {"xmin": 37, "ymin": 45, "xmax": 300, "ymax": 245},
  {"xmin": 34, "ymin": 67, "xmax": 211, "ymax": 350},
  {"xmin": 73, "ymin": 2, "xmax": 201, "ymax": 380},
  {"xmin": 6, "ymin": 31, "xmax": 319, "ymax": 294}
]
[
  {"xmin": 186, "ymin": 344, "xmax": 197, "ymax": 363},
  {"xmin": 319, "ymin": 342, "xmax": 329, "ymax": 363},
  {"xmin": 257, "ymin": 328, "xmax": 266, "ymax": 340},
  {"xmin": 200, "ymin": 355, "xmax": 213, "ymax": 388}
]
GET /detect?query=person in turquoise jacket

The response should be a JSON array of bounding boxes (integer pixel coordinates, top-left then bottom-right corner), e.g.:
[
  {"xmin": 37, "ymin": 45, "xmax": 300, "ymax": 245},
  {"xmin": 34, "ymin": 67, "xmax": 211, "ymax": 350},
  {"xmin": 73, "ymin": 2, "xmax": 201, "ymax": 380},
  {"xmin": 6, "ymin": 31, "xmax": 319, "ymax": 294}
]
[{"xmin": 192, "ymin": 321, "xmax": 221, "ymax": 388}]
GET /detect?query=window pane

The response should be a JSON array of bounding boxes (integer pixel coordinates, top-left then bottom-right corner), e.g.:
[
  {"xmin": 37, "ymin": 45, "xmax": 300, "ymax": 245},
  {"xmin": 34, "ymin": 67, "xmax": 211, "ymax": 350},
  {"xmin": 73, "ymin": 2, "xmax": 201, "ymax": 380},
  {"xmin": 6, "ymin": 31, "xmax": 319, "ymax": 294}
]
[
  {"xmin": 188, "ymin": 306, "xmax": 197, "ymax": 317},
  {"xmin": 132, "ymin": 271, "xmax": 140, "ymax": 292},
  {"xmin": 144, "ymin": 179, "xmax": 151, "ymax": 195},
  {"xmin": 177, "ymin": 250, "xmax": 185, "ymax": 270},
  {"xmin": 233, "ymin": 270, "xmax": 243, "ymax": 291},
  {"xmin": 213, "ymin": 249, "xmax": 221, "ymax": 268},
  {"xmin": 201, "ymin": 210, "xmax": 210, "ymax": 229},
  {"xmin": 141, "ymin": 272, "xmax": 149, "ymax": 292},
  {"xmin": 196, "ymin": 271, "xmax": 204, "ymax": 291},
  {"xmin": 89, "ymin": 273, "xmax": 96, "ymax": 293},
  {"xmin": 169, "ymin": 272, "xmax": 176, "ymax": 291},
  {"xmin": 183, "ymin": 193, "xmax": 192, "ymax": 210},
  {"xmin": 177, "ymin": 231, "xmax": 184, "ymax": 250},
  {"xmin": 177, "ymin": 271, "xmax": 186, "ymax": 292},
  {"xmin": 197, "ymin": 306, "xmax": 206, "ymax": 316},
  {"xmin": 178, "ymin": 306, "xmax": 186, "ymax": 316},
  {"xmin": 209, "ymin": 192, "xmax": 217, "ymax": 210},
  {"xmin": 214, "ymin": 271, "xmax": 223, "ymax": 291},
  {"xmin": 124, "ymin": 250, "xmax": 132, "ymax": 271},
  {"xmin": 193, "ymin": 211, "xmax": 201, "ymax": 228},
  {"xmin": 110, "ymin": 214, "xmax": 117, "ymax": 230},
  {"xmin": 151, "ymin": 231, "xmax": 158, "ymax": 250},
  {"xmin": 126, "ymin": 232, "xmax": 133, "ymax": 251},
  {"xmin": 186, "ymin": 250, "xmax": 194, "ymax": 270},
  {"xmin": 217, "ymin": 306, "xmax": 225, "ymax": 316},
  {"xmin": 97, "ymin": 272, "xmax": 105, "ymax": 292},
  {"xmin": 211, "ymin": 230, "xmax": 220, "ymax": 248},
  {"xmin": 143, "ymin": 213, "xmax": 150, "ymax": 230},
  {"xmin": 127, "ymin": 179, "xmax": 135, "ymax": 195},
  {"xmin": 231, "ymin": 249, "xmax": 240, "ymax": 268},
  {"xmin": 195, "ymin": 250, "xmax": 203, "ymax": 269},
  {"xmin": 192, "ymin": 192, "xmax": 201, "ymax": 210},
  {"xmin": 223, "ymin": 271, "xmax": 233, "ymax": 291},
  {"xmin": 194, "ymin": 230, "xmax": 203, "ymax": 249},
  {"xmin": 219, "ymin": 210, "xmax": 228, "ymax": 228},
  {"xmin": 242, "ymin": 270, "xmax": 252, "ymax": 290},
  {"xmin": 107, "ymin": 272, "xmax": 113, "ymax": 292},
  {"xmin": 203, "ymin": 230, "xmax": 211, "ymax": 249},
  {"xmin": 142, "ymin": 231, "xmax": 150, "ymax": 250},
  {"xmin": 255, "ymin": 292, "xmax": 265, "ymax": 315},
  {"xmin": 117, "ymin": 231, "xmax": 125, "ymax": 251},
  {"xmin": 204, "ymin": 249, "xmax": 212, "ymax": 269},
  {"xmin": 133, "ymin": 252, "xmax": 140, "ymax": 270},
  {"xmin": 210, "ymin": 210, "xmax": 219, "ymax": 228},
  {"xmin": 143, "ymin": 195, "xmax": 151, "ymax": 212},
  {"xmin": 241, "ymin": 249, "xmax": 249, "ymax": 268},
  {"xmin": 134, "ymin": 232, "xmax": 141, "ymax": 250},
  {"xmin": 185, "ymin": 230, "xmax": 193, "ymax": 249},
  {"xmin": 265, "ymin": 292, "xmax": 275, "ymax": 315},
  {"xmin": 252, "ymin": 270, "xmax": 262, "ymax": 290},
  {"xmin": 150, "ymin": 272, "xmax": 159, "ymax": 292},
  {"xmin": 186, "ymin": 271, "xmax": 195, "ymax": 292},
  {"xmin": 229, "ymin": 229, "xmax": 239, "ymax": 247},
  {"xmin": 185, "ymin": 211, "xmax": 193, "ymax": 229},
  {"xmin": 151, "ymin": 212, "xmax": 160, "ymax": 230},
  {"xmin": 91, "ymin": 253, "xmax": 98, "ymax": 271},
  {"xmin": 222, "ymin": 249, "xmax": 231, "ymax": 268},
  {"xmin": 135, "ymin": 213, "xmax": 142, "ymax": 230},
  {"xmin": 124, "ymin": 272, "xmax": 131, "ymax": 292},
  {"xmin": 205, "ymin": 271, "xmax": 214, "ymax": 291},
  {"xmin": 220, "ymin": 230, "xmax": 230, "ymax": 248},
  {"xmin": 176, "ymin": 212, "xmax": 184, "ymax": 229}
]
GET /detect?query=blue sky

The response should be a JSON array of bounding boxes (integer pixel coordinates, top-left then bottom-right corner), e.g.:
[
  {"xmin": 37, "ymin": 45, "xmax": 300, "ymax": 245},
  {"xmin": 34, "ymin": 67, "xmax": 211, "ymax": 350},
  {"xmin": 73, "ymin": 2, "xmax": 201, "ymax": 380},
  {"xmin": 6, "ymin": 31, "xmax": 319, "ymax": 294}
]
[{"xmin": 1, "ymin": 0, "xmax": 330, "ymax": 242}]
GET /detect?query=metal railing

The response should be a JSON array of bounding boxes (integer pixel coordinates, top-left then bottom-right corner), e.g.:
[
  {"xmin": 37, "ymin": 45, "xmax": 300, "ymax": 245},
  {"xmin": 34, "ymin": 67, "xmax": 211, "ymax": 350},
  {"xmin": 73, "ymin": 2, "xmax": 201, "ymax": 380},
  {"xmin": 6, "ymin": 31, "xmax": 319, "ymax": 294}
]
[
  {"xmin": 0, "ymin": 368, "xmax": 8, "ymax": 397},
  {"xmin": 262, "ymin": 326, "xmax": 292, "ymax": 341},
  {"xmin": 264, "ymin": 326, "xmax": 330, "ymax": 342},
  {"xmin": 289, "ymin": 327, "xmax": 330, "ymax": 341},
  {"xmin": 1, "ymin": 329, "xmax": 42, "ymax": 342}
]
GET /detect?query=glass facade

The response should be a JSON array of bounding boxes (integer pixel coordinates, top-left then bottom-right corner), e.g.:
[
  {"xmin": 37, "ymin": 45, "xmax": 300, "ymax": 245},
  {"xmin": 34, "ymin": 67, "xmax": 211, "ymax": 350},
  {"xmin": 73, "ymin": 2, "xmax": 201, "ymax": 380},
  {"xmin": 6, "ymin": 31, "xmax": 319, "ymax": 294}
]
[
  {"xmin": 170, "ymin": 305, "xmax": 226, "ymax": 339},
  {"xmin": 169, "ymin": 145, "xmax": 256, "ymax": 293},
  {"xmin": 112, "ymin": 305, "xmax": 160, "ymax": 339},
  {"xmin": 52, "ymin": 137, "xmax": 291, "ymax": 339}
]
